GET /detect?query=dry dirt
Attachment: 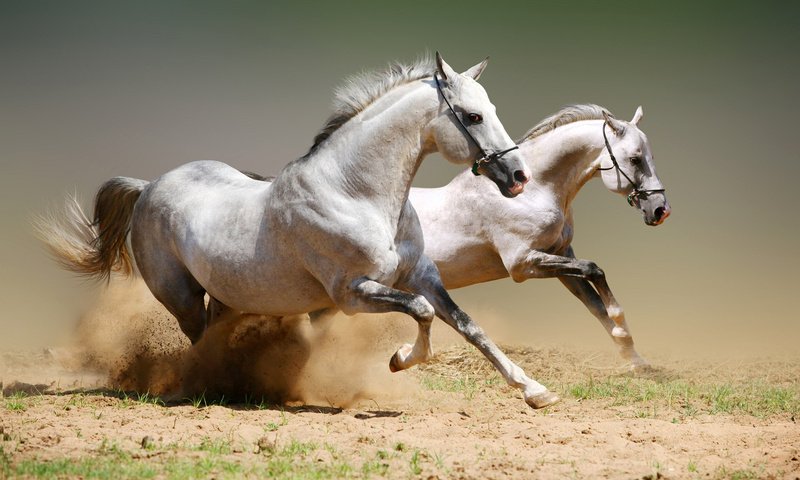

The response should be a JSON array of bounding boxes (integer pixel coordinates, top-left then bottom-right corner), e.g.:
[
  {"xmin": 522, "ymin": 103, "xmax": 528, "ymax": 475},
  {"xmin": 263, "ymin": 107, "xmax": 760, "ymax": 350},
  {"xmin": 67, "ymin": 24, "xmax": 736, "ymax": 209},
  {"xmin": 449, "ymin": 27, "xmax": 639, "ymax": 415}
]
[{"xmin": 1, "ymin": 282, "xmax": 798, "ymax": 479}]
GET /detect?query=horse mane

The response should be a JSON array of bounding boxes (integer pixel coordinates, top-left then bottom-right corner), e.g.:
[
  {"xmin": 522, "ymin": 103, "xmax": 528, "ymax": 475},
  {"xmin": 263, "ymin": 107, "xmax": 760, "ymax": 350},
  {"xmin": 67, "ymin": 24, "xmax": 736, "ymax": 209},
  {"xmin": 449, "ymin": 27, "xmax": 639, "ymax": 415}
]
[
  {"xmin": 517, "ymin": 104, "xmax": 614, "ymax": 143},
  {"xmin": 302, "ymin": 55, "xmax": 435, "ymax": 157}
]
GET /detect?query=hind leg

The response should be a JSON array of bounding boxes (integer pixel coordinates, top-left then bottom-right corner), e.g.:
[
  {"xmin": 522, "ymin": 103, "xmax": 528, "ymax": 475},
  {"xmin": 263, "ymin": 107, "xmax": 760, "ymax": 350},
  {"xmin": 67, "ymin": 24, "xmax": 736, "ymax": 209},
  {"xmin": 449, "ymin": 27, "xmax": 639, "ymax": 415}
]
[
  {"xmin": 136, "ymin": 253, "xmax": 208, "ymax": 343},
  {"xmin": 207, "ymin": 296, "xmax": 233, "ymax": 327},
  {"xmin": 131, "ymin": 203, "xmax": 211, "ymax": 343},
  {"xmin": 558, "ymin": 276, "xmax": 648, "ymax": 370},
  {"xmin": 151, "ymin": 276, "xmax": 207, "ymax": 344}
]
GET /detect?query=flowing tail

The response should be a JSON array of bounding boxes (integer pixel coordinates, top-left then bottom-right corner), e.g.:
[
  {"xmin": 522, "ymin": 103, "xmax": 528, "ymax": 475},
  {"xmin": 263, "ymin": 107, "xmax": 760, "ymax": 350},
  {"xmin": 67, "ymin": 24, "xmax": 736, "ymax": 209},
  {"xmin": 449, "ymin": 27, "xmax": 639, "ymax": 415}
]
[{"xmin": 34, "ymin": 177, "xmax": 149, "ymax": 280}]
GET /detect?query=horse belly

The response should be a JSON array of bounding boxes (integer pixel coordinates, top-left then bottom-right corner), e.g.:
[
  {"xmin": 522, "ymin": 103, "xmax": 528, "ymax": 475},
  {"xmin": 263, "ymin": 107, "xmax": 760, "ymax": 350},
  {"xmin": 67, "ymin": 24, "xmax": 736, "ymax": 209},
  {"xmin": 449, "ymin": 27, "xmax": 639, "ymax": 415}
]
[
  {"xmin": 184, "ymin": 216, "xmax": 335, "ymax": 316},
  {"xmin": 431, "ymin": 242, "xmax": 510, "ymax": 289},
  {"xmin": 208, "ymin": 263, "xmax": 333, "ymax": 316}
]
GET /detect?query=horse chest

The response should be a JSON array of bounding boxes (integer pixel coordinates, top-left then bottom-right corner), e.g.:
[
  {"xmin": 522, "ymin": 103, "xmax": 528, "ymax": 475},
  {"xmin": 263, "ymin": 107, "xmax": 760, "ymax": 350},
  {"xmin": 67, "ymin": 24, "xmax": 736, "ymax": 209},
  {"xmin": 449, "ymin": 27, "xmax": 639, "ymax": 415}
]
[{"xmin": 507, "ymin": 198, "xmax": 567, "ymax": 251}]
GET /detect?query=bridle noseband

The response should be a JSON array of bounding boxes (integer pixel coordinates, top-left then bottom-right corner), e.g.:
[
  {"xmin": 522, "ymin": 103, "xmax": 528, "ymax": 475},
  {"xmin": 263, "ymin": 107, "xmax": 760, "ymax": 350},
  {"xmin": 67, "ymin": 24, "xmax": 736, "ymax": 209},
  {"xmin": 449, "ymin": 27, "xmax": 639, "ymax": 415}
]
[
  {"xmin": 599, "ymin": 121, "xmax": 665, "ymax": 207},
  {"xmin": 434, "ymin": 74, "xmax": 519, "ymax": 176}
]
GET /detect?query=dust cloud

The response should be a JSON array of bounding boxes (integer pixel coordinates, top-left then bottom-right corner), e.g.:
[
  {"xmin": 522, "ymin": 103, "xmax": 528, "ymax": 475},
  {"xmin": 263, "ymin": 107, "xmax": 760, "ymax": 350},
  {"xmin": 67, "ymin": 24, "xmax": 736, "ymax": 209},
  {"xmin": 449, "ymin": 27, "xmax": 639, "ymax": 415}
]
[{"xmin": 63, "ymin": 280, "xmax": 420, "ymax": 408}]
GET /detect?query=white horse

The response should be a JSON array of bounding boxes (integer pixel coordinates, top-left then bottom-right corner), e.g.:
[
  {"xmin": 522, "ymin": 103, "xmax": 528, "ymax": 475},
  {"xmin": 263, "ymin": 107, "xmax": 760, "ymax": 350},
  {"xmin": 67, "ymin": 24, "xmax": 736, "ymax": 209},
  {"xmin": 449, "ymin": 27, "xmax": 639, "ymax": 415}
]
[
  {"xmin": 39, "ymin": 53, "xmax": 562, "ymax": 409},
  {"xmin": 412, "ymin": 105, "xmax": 670, "ymax": 370}
]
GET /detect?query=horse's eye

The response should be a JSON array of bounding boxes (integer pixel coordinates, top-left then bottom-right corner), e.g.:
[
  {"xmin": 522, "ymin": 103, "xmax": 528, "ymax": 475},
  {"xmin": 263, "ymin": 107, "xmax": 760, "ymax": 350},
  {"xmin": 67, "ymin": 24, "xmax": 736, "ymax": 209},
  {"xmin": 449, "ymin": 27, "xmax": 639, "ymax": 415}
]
[
  {"xmin": 467, "ymin": 113, "xmax": 483, "ymax": 124},
  {"xmin": 630, "ymin": 156, "xmax": 642, "ymax": 166}
]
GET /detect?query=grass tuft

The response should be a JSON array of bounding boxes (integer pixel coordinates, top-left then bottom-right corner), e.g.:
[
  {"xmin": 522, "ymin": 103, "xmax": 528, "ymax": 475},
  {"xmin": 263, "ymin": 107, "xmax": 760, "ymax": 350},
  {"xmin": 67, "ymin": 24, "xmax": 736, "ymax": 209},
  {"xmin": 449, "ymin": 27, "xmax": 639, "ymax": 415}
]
[{"xmin": 4, "ymin": 392, "xmax": 28, "ymax": 412}]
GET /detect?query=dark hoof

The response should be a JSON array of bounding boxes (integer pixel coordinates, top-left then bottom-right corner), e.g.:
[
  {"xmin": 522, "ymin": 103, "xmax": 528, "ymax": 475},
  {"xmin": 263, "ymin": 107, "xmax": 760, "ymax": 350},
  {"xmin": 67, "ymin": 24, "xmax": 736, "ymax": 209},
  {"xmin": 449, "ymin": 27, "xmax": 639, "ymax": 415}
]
[
  {"xmin": 525, "ymin": 390, "xmax": 561, "ymax": 409},
  {"xmin": 389, "ymin": 352, "xmax": 402, "ymax": 373}
]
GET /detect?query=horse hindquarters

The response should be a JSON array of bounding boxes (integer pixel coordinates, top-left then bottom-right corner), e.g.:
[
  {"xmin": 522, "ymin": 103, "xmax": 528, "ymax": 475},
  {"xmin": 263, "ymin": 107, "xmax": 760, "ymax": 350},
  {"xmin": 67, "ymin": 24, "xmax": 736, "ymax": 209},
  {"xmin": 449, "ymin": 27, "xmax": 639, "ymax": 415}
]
[{"xmin": 130, "ymin": 188, "xmax": 209, "ymax": 344}]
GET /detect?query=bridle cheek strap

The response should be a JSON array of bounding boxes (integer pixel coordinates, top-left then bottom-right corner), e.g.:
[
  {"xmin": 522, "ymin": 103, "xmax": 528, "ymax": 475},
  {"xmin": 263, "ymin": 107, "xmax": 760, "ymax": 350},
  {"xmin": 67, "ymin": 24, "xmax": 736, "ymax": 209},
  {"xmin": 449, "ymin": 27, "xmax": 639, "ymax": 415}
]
[
  {"xmin": 434, "ymin": 74, "xmax": 519, "ymax": 176},
  {"xmin": 599, "ymin": 121, "xmax": 665, "ymax": 207},
  {"xmin": 471, "ymin": 145, "xmax": 520, "ymax": 176}
]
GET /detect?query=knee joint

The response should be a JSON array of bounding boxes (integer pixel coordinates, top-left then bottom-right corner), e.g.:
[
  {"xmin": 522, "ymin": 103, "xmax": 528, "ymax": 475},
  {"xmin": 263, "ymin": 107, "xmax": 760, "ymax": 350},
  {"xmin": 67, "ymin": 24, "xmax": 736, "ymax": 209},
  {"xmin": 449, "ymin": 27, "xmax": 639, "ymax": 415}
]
[
  {"xmin": 409, "ymin": 296, "xmax": 435, "ymax": 322},
  {"xmin": 586, "ymin": 262, "xmax": 604, "ymax": 281}
]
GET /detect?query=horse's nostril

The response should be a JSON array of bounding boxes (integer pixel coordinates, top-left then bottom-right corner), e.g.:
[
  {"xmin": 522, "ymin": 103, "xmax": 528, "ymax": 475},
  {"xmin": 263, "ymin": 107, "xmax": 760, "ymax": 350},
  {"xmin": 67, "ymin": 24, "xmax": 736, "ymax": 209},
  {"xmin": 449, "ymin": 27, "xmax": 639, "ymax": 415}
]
[
  {"xmin": 654, "ymin": 207, "xmax": 665, "ymax": 220},
  {"xmin": 513, "ymin": 170, "xmax": 528, "ymax": 184}
]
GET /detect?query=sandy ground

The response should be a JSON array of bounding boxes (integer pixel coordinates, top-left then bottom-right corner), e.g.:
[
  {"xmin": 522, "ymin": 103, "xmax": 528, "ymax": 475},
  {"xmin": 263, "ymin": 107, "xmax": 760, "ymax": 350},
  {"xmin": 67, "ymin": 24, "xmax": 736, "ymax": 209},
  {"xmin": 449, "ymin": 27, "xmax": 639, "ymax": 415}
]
[{"xmin": 1, "ymin": 283, "xmax": 798, "ymax": 479}]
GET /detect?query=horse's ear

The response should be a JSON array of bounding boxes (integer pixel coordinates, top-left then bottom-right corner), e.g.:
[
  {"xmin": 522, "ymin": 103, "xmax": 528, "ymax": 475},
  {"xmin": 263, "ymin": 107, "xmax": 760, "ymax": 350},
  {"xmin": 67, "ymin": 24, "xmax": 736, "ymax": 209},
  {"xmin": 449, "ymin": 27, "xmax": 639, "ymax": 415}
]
[
  {"xmin": 462, "ymin": 57, "xmax": 489, "ymax": 80},
  {"xmin": 631, "ymin": 106, "xmax": 644, "ymax": 126},
  {"xmin": 435, "ymin": 51, "xmax": 458, "ymax": 82},
  {"xmin": 603, "ymin": 110, "xmax": 626, "ymax": 136}
]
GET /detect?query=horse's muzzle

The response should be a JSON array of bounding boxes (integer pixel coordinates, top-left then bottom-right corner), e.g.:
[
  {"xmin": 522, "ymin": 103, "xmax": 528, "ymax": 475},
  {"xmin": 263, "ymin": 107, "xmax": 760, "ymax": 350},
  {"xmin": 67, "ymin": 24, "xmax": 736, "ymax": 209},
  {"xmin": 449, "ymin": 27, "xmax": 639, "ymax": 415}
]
[{"xmin": 644, "ymin": 202, "xmax": 671, "ymax": 226}]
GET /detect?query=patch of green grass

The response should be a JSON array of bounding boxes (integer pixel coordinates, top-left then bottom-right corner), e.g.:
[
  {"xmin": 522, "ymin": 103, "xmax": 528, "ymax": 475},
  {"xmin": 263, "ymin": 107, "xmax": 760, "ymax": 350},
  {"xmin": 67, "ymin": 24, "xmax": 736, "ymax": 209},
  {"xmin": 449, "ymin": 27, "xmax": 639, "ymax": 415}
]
[
  {"xmin": 281, "ymin": 439, "xmax": 317, "ymax": 457},
  {"xmin": 162, "ymin": 455, "xmax": 243, "ymax": 479},
  {"xmin": 701, "ymin": 382, "xmax": 800, "ymax": 417},
  {"xmin": 97, "ymin": 438, "xmax": 126, "ymax": 455},
  {"xmin": 711, "ymin": 465, "xmax": 764, "ymax": 480},
  {"xmin": 187, "ymin": 391, "xmax": 208, "ymax": 408},
  {"xmin": 13, "ymin": 449, "xmax": 158, "ymax": 479},
  {"xmin": 242, "ymin": 393, "xmax": 275, "ymax": 410},
  {"xmin": 134, "ymin": 392, "xmax": 164, "ymax": 407},
  {"xmin": 65, "ymin": 393, "xmax": 89, "ymax": 409},
  {"xmin": 265, "ymin": 409, "xmax": 289, "ymax": 431},
  {"xmin": 118, "ymin": 390, "xmax": 165, "ymax": 409},
  {"xmin": 569, "ymin": 376, "xmax": 622, "ymax": 401},
  {"xmin": 569, "ymin": 376, "xmax": 682, "ymax": 405},
  {"xmin": 258, "ymin": 439, "xmax": 362, "ymax": 479},
  {"xmin": 561, "ymin": 375, "xmax": 799, "ymax": 418},
  {"xmin": 4, "ymin": 392, "xmax": 28, "ymax": 412},
  {"xmin": 420, "ymin": 372, "xmax": 502, "ymax": 400},
  {"xmin": 361, "ymin": 458, "xmax": 390, "ymax": 477},
  {"xmin": 195, "ymin": 437, "xmax": 233, "ymax": 455},
  {"xmin": 409, "ymin": 450, "xmax": 423, "ymax": 476},
  {"xmin": 0, "ymin": 445, "xmax": 12, "ymax": 478},
  {"xmin": 9, "ymin": 436, "xmax": 375, "ymax": 480},
  {"xmin": 708, "ymin": 385, "xmax": 741, "ymax": 413},
  {"xmin": 11, "ymin": 453, "xmax": 367, "ymax": 480}
]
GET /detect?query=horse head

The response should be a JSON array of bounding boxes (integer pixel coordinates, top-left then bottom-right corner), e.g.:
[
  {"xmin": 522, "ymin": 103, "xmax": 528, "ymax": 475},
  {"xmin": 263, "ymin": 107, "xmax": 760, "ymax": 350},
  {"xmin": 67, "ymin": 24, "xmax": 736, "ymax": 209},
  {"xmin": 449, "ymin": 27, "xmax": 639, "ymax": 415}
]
[
  {"xmin": 598, "ymin": 106, "xmax": 670, "ymax": 226},
  {"xmin": 427, "ymin": 52, "xmax": 529, "ymax": 198}
]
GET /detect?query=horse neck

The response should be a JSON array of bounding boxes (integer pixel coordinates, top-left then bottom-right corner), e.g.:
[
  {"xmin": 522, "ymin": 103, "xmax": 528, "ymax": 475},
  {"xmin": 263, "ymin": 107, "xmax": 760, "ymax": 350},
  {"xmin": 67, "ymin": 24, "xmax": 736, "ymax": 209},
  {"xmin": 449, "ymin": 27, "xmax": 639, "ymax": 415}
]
[
  {"xmin": 520, "ymin": 119, "xmax": 606, "ymax": 208},
  {"xmin": 309, "ymin": 81, "xmax": 436, "ymax": 218}
]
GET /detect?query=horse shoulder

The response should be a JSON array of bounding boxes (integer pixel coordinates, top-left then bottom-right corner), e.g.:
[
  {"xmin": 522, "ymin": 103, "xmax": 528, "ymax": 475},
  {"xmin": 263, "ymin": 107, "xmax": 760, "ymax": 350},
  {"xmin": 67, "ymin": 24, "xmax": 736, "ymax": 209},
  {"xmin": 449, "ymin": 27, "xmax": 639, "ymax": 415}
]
[
  {"xmin": 495, "ymin": 192, "xmax": 565, "ymax": 247},
  {"xmin": 490, "ymin": 194, "xmax": 570, "ymax": 278},
  {"xmin": 282, "ymin": 188, "xmax": 406, "ymax": 288}
]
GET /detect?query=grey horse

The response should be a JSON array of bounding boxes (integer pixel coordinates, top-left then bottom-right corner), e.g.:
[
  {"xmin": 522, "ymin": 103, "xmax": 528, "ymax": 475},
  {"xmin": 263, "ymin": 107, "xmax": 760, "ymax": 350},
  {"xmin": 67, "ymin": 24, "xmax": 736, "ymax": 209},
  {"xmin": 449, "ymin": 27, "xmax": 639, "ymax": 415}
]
[{"xmin": 38, "ymin": 53, "xmax": 562, "ymax": 409}]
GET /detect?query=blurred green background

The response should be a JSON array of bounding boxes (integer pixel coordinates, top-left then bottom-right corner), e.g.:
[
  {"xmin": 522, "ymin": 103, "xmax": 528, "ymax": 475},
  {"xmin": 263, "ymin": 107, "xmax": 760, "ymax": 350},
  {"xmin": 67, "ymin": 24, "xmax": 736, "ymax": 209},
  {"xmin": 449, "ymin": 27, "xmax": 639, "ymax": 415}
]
[{"xmin": 1, "ymin": 1, "xmax": 798, "ymax": 356}]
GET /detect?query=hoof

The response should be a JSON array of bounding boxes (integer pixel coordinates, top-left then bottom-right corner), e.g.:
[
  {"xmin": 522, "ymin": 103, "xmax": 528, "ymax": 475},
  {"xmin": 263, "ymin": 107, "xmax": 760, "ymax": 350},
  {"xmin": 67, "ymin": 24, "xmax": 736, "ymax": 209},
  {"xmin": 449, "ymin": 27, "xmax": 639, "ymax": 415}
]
[
  {"xmin": 630, "ymin": 362, "xmax": 659, "ymax": 378},
  {"xmin": 388, "ymin": 344, "xmax": 413, "ymax": 373},
  {"xmin": 525, "ymin": 390, "xmax": 561, "ymax": 409},
  {"xmin": 389, "ymin": 352, "xmax": 402, "ymax": 373},
  {"xmin": 630, "ymin": 360, "xmax": 652, "ymax": 374}
]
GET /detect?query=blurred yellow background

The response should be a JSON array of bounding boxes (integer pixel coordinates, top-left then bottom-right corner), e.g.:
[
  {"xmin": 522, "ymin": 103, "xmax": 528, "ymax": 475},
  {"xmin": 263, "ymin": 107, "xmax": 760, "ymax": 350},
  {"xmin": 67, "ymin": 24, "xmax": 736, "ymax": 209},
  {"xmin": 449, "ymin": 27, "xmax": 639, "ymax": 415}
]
[{"xmin": 1, "ymin": 1, "xmax": 797, "ymax": 356}]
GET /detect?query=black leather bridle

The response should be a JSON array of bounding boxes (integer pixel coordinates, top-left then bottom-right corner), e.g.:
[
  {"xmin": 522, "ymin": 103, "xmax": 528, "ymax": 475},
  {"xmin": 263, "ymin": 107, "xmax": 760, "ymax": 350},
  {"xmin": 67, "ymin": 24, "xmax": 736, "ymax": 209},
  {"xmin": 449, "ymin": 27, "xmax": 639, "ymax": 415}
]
[
  {"xmin": 599, "ymin": 121, "xmax": 665, "ymax": 207},
  {"xmin": 434, "ymin": 74, "xmax": 519, "ymax": 176}
]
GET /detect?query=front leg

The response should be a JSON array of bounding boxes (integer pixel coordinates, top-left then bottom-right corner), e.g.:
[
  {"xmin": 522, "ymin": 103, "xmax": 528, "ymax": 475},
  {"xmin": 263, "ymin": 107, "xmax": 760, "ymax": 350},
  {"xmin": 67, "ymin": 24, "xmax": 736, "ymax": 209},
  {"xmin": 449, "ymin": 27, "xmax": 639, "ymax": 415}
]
[
  {"xmin": 338, "ymin": 277, "xmax": 435, "ymax": 372},
  {"xmin": 506, "ymin": 247, "xmax": 630, "ymax": 338},
  {"xmin": 400, "ymin": 257, "xmax": 560, "ymax": 409}
]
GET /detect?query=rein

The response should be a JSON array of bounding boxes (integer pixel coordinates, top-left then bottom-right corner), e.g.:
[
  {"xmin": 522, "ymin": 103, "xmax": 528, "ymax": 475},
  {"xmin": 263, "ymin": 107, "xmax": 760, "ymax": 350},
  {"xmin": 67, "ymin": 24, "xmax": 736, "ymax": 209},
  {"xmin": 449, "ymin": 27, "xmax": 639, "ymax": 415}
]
[
  {"xmin": 434, "ymin": 74, "xmax": 519, "ymax": 176},
  {"xmin": 599, "ymin": 121, "xmax": 665, "ymax": 207}
]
